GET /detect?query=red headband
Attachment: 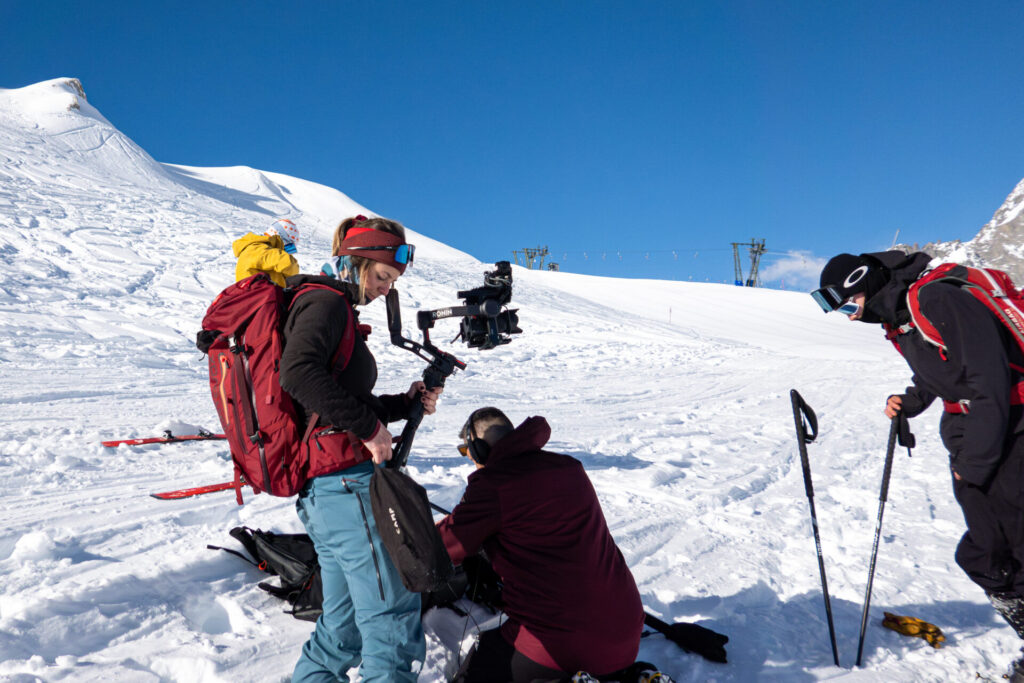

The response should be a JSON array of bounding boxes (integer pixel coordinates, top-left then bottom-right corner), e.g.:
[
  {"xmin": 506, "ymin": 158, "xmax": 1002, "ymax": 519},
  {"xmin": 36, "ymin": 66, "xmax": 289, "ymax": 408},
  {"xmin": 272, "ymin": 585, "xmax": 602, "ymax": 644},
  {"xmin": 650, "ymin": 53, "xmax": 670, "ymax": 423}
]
[{"xmin": 338, "ymin": 229, "xmax": 408, "ymax": 274}]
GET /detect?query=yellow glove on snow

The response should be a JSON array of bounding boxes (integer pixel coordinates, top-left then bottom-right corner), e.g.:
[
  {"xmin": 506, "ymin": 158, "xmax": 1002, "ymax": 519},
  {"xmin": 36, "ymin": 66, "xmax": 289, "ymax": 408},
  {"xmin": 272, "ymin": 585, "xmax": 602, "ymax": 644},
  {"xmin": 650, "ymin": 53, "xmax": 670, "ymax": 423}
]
[{"xmin": 882, "ymin": 611, "xmax": 945, "ymax": 648}]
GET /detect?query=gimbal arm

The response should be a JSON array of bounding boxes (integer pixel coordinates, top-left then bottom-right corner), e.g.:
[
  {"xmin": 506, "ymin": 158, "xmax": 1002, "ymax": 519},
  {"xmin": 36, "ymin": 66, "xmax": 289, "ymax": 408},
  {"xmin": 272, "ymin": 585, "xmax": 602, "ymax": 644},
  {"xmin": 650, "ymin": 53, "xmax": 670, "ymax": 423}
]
[{"xmin": 385, "ymin": 289, "xmax": 466, "ymax": 469}]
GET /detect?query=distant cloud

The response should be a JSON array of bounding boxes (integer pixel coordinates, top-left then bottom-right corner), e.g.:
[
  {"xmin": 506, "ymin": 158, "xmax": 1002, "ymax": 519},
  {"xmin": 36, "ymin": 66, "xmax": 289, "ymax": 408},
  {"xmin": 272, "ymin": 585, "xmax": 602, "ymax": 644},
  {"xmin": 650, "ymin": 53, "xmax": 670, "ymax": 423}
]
[{"xmin": 760, "ymin": 250, "xmax": 827, "ymax": 290}]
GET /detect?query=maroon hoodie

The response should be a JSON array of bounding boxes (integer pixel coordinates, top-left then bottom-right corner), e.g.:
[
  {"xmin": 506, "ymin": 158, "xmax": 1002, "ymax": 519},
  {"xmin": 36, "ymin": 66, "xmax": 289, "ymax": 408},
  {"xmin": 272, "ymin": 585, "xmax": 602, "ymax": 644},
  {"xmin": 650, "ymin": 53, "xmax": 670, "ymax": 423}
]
[{"xmin": 437, "ymin": 417, "xmax": 644, "ymax": 675}]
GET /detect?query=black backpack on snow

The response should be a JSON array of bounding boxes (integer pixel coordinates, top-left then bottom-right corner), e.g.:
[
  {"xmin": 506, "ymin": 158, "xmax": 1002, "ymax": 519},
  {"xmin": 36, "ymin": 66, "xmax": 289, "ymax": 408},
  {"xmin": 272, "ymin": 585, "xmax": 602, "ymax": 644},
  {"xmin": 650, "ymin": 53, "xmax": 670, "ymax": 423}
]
[{"xmin": 209, "ymin": 526, "xmax": 323, "ymax": 621}]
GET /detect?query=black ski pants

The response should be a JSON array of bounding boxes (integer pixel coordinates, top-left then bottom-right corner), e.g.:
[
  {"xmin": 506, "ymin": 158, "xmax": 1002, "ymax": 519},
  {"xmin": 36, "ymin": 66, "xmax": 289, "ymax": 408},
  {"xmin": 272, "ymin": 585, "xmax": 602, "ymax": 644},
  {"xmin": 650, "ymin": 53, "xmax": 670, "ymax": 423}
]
[{"xmin": 950, "ymin": 429, "xmax": 1024, "ymax": 594}]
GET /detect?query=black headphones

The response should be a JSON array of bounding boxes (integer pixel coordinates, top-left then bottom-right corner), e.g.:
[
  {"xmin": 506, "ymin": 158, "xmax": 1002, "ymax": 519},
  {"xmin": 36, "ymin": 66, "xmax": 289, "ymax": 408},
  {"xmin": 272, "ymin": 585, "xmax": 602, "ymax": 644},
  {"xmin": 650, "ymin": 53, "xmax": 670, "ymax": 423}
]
[{"xmin": 461, "ymin": 408, "xmax": 491, "ymax": 465}]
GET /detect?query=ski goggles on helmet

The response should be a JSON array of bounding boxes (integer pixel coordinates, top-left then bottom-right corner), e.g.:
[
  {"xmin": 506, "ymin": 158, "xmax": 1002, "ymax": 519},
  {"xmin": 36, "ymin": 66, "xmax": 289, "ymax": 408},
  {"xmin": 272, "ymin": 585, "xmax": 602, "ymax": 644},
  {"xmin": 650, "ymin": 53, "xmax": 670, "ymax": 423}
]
[
  {"xmin": 343, "ymin": 243, "xmax": 415, "ymax": 266},
  {"xmin": 810, "ymin": 285, "xmax": 845, "ymax": 313}
]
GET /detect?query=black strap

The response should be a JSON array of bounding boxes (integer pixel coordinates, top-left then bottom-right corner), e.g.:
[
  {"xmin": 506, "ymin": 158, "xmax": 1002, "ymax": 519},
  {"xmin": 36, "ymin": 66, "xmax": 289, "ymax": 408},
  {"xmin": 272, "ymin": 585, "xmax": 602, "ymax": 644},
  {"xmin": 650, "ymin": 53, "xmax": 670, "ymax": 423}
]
[
  {"xmin": 207, "ymin": 544, "xmax": 260, "ymax": 569},
  {"xmin": 229, "ymin": 339, "xmax": 259, "ymax": 443},
  {"xmin": 791, "ymin": 390, "xmax": 818, "ymax": 444},
  {"xmin": 896, "ymin": 411, "xmax": 915, "ymax": 450}
]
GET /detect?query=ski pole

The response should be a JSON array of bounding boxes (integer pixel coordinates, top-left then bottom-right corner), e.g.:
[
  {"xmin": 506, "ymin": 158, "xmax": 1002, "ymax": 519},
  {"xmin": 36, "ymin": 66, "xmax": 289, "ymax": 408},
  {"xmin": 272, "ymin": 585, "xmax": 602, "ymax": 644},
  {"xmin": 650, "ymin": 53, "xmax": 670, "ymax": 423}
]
[
  {"xmin": 790, "ymin": 389, "xmax": 840, "ymax": 667},
  {"xmin": 855, "ymin": 413, "xmax": 903, "ymax": 666}
]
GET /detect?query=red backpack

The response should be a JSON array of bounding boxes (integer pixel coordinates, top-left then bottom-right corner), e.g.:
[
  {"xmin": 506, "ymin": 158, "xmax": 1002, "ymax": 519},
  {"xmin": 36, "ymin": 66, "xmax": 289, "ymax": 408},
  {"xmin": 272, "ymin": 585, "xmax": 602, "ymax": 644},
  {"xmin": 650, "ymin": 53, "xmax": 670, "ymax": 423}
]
[
  {"xmin": 199, "ymin": 274, "xmax": 361, "ymax": 503},
  {"xmin": 885, "ymin": 263, "xmax": 1024, "ymax": 412}
]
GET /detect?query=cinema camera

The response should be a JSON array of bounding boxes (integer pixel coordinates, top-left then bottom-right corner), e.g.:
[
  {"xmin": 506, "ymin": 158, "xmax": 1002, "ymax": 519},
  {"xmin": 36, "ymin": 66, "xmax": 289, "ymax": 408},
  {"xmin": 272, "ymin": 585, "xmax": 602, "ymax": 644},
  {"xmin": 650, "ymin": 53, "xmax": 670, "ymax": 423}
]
[
  {"xmin": 421, "ymin": 260, "xmax": 521, "ymax": 350},
  {"xmin": 384, "ymin": 261, "xmax": 521, "ymax": 468}
]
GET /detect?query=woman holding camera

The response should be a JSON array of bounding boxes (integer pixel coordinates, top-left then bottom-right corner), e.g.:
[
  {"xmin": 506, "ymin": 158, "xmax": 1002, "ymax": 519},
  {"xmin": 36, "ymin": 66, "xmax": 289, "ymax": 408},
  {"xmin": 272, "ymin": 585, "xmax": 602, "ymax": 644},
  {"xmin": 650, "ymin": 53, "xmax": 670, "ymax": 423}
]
[{"xmin": 280, "ymin": 215, "xmax": 440, "ymax": 682}]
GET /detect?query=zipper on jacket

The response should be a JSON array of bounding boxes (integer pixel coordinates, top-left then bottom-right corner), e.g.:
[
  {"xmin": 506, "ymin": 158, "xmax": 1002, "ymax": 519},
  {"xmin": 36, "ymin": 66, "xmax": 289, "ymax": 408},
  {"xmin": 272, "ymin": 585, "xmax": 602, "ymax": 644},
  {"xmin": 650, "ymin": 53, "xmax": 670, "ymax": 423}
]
[{"xmin": 345, "ymin": 478, "xmax": 385, "ymax": 601}]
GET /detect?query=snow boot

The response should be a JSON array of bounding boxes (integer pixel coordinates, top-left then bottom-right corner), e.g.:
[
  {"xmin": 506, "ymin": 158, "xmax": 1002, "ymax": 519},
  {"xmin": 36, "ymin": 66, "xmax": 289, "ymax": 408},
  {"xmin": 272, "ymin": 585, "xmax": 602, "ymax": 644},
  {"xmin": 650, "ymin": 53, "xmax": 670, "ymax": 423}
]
[
  {"xmin": 987, "ymin": 591, "xmax": 1024, "ymax": 682},
  {"xmin": 637, "ymin": 672, "xmax": 675, "ymax": 683},
  {"xmin": 1007, "ymin": 649, "xmax": 1024, "ymax": 683},
  {"xmin": 988, "ymin": 590, "xmax": 1024, "ymax": 639}
]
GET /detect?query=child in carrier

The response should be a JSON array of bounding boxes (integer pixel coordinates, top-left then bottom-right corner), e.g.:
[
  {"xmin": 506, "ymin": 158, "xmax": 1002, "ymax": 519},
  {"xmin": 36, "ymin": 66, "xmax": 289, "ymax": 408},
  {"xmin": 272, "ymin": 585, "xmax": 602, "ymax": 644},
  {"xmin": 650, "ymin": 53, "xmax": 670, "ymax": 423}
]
[{"xmin": 233, "ymin": 218, "xmax": 300, "ymax": 286}]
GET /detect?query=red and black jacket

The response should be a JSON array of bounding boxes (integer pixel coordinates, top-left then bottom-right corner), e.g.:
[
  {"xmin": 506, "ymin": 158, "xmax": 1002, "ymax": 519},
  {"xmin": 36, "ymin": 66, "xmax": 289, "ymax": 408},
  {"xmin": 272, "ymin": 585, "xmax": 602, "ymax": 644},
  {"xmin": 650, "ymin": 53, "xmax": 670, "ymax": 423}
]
[{"xmin": 863, "ymin": 252, "xmax": 1024, "ymax": 487}]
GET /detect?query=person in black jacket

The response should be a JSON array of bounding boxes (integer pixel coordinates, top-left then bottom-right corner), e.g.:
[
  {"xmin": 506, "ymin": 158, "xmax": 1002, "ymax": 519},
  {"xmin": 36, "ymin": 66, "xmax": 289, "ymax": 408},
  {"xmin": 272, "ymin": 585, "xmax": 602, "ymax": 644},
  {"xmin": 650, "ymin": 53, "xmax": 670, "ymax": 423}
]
[
  {"xmin": 814, "ymin": 251, "xmax": 1024, "ymax": 679},
  {"xmin": 279, "ymin": 215, "xmax": 440, "ymax": 683}
]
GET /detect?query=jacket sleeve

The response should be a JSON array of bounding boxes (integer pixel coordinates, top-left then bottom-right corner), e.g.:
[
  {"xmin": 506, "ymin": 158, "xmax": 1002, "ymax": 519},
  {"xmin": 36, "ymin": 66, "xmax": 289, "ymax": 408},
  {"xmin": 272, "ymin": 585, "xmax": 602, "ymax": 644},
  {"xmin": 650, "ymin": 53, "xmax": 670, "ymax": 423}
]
[
  {"xmin": 921, "ymin": 286, "xmax": 1011, "ymax": 485},
  {"xmin": 378, "ymin": 392, "xmax": 414, "ymax": 423},
  {"xmin": 898, "ymin": 379, "xmax": 936, "ymax": 417},
  {"xmin": 279, "ymin": 292, "xmax": 380, "ymax": 440},
  {"xmin": 436, "ymin": 476, "xmax": 502, "ymax": 566}
]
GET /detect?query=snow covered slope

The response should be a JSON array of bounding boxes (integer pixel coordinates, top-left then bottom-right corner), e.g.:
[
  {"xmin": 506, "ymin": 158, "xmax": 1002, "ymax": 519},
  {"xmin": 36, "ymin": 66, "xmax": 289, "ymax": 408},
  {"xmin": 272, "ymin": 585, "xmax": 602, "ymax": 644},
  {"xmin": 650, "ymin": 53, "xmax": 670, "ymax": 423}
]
[{"xmin": 1, "ymin": 79, "xmax": 1019, "ymax": 681}]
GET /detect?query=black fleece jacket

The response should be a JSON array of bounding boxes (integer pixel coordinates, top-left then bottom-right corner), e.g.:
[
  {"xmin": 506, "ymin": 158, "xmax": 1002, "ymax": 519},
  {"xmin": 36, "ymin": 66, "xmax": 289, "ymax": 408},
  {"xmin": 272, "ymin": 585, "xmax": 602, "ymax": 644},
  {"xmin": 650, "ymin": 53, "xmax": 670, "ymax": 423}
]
[
  {"xmin": 862, "ymin": 251, "xmax": 1024, "ymax": 486},
  {"xmin": 279, "ymin": 275, "xmax": 411, "ymax": 440}
]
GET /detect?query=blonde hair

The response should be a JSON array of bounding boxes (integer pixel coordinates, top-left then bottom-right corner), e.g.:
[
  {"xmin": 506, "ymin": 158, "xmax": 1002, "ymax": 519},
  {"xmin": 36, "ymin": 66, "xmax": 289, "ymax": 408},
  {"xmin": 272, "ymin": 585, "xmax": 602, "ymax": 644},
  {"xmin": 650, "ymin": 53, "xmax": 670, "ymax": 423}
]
[{"xmin": 331, "ymin": 215, "xmax": 407, "ymax": 304}]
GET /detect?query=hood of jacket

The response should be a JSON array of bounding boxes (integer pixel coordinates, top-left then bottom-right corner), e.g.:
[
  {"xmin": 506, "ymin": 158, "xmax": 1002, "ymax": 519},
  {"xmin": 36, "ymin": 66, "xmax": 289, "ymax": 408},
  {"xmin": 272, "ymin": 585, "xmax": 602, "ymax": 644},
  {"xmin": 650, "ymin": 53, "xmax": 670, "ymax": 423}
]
[
  {"xmin": 232, "ymin": 232, "xmax": 286, "ymax": 257},
  {"xmin": 860, "ymin": 250, "xmax": 933, "ymax": 325},
  {"xmin": 487, "ymin": 416, "xmax": 552, "ymax": 464}
]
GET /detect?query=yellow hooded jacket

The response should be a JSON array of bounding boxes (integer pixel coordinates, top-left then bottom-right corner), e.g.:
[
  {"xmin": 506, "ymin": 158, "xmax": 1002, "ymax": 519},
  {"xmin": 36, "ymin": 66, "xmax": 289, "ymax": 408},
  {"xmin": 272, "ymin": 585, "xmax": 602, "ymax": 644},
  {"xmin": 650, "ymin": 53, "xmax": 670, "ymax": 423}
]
[{"xmin": 233, "ymin": 233, "xmax": 299, "ymax": 287}]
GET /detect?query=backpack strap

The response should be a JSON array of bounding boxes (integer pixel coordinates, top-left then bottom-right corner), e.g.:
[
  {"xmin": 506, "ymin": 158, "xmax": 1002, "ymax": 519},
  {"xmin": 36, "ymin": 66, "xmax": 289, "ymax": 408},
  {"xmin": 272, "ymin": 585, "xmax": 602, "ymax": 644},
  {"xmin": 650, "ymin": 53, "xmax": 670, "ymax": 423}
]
[{"xmin": 289, "ymin": 284, "xmax": 358, "ymax": 372}]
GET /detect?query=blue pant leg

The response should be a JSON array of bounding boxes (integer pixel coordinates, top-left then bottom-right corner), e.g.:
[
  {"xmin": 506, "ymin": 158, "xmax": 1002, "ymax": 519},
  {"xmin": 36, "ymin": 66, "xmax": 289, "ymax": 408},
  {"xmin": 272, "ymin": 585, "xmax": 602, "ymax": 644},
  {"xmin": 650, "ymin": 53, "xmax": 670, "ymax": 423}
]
[
  {"xmin": 330, "ymin": 465, "xmax": 425, "ymax": 683},
  {"xmin": 296, "ymin": 465, "xmax": 425, "ymax": 683},
  {"xmin": 292, "ymin": 486, "xmax": 362, "ymax": 682}
]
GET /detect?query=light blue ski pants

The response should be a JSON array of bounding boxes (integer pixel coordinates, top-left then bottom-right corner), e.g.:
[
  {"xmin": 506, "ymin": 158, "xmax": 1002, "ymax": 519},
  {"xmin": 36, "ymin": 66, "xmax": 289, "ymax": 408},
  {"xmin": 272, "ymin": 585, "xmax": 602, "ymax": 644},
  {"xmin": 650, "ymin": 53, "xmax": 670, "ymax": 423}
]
[{"xmin": 292, "ymin": 462, "xmax": 424, "ymax": 682}]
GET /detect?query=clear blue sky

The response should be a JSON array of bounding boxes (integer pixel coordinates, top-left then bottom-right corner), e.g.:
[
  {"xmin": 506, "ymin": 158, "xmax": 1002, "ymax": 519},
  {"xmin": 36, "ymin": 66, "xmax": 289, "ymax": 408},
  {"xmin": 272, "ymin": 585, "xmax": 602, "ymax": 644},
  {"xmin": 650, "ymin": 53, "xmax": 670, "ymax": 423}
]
[{"xmin": 3, "ymin": 1, "xmax": 1023, "ymax": 287}]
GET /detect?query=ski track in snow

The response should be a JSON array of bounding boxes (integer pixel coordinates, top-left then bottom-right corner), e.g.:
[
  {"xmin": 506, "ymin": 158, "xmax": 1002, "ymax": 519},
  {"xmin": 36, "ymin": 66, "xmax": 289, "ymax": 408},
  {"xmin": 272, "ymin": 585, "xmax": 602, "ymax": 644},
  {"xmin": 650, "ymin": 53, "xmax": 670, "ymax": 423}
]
[{"xmin": 1, "ymin": 78, "xmax": 1021, "ymax": 681}]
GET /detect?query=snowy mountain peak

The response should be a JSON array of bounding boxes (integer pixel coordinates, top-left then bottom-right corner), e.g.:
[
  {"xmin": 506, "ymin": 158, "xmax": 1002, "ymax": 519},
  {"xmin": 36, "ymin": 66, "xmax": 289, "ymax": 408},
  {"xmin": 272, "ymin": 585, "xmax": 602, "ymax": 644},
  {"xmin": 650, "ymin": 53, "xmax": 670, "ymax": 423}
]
[
  {"xmin": 905, "ymin": 176, "xmax": 1024, "ymax": 280},
  {"xmin": 0, "ymin": 77, "xmax": 109, "ymax": 126},
  {"xmin": 0, "ymin": 77, "xmax": 173, "ymax": 191}
]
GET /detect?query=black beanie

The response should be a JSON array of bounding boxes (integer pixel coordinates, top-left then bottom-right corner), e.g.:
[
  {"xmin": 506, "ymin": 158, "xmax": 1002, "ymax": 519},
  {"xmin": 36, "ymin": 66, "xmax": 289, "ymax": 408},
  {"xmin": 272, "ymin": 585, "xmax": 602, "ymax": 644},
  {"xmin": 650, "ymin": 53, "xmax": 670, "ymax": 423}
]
[{"xmin": 820, "ymin": 253, "xmax": 889, "ymax": 301}]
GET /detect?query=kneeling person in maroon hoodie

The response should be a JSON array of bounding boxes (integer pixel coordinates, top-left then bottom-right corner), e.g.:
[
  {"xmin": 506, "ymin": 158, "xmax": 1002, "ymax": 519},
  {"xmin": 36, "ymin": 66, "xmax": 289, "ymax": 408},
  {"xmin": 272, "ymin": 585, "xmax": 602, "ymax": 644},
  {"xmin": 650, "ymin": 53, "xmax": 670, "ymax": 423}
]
[{"xmin": 437, "ymin": 407, "xmax": 645, "ymax": 682}]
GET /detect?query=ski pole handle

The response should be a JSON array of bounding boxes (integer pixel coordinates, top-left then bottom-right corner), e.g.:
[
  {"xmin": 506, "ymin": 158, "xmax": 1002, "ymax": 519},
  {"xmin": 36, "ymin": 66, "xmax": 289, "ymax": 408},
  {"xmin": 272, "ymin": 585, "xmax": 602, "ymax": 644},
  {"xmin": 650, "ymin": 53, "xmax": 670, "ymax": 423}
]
[
  {"xmin": 790, "ymin": 390, "xmax": 818, "ymax": 499},
  {"xmin": 790, "ymin": 389, "xmax": 818, "ymax": 444}
]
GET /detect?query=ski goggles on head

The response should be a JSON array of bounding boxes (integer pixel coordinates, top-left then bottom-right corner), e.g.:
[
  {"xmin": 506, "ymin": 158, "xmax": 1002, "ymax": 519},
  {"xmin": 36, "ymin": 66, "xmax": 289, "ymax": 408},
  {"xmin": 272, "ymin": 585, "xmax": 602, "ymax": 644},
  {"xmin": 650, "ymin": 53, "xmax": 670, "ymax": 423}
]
[
  {"xmin": 343, "ymin": 243, "xmax": 415, "ymax": 266},
  {"xmin": 810, "ymin": 286, "xmax": 845, "ymax": 313},
  {"xmin": 457, "ymin": 443, "xmax": 470, "ymax": 457}
]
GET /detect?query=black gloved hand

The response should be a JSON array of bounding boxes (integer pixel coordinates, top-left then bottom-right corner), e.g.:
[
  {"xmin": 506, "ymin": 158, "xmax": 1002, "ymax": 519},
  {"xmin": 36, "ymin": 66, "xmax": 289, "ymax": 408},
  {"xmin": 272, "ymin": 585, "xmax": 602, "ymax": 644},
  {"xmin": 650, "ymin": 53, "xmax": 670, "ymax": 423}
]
[{"xmin": 643, "ymin": 613, "xmax": 729, "ymax": 663}]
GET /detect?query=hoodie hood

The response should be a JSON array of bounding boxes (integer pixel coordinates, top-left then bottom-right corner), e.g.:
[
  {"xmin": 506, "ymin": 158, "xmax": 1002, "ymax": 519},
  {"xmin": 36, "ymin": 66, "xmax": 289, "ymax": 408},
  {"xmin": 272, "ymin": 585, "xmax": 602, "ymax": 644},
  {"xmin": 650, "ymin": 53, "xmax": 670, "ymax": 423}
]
[
  {"xmin": 860, "ymin": 250, "xmax": 933, "ymax": 325},
  {"xmin": 487, "ymin": 416, "xmax": 552, "ymax": 464},
  {"xmin": 232, "ymin": 232, "xmax": 284, "ymax": 257}
]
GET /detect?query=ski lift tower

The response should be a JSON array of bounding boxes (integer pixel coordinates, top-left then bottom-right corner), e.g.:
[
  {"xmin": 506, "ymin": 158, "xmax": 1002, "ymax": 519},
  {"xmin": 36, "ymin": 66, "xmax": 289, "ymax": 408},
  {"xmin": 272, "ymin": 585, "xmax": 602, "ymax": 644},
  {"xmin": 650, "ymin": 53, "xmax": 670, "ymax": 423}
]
[
  {"xmin": 731, "ymin": 239, "xmax": 767, "ymax": 287},
  {"xmin": 512, "ymin": 246, "xmax": 550, "ymax": 270}
]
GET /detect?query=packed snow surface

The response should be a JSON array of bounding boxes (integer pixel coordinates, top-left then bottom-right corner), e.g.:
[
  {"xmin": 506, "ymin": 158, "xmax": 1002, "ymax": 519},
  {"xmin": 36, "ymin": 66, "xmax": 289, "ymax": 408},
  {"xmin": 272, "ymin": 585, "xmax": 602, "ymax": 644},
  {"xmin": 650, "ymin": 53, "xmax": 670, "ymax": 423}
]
[{"xmin": 1, "ymin": 78, "xmax": 1019, "ymax": 681}]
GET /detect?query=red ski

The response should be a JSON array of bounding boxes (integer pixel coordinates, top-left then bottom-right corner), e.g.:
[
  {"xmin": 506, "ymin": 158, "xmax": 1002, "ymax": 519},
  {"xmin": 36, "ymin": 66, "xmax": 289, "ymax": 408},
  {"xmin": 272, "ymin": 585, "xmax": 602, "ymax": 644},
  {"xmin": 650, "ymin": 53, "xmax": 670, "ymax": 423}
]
[
  {"xmin": 102, "ymin": 430, "xmax": 226, "ymax": 447},
  {"xmin": 150, "ymin": 480, "xmax": 244, "ymax": 500}
]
